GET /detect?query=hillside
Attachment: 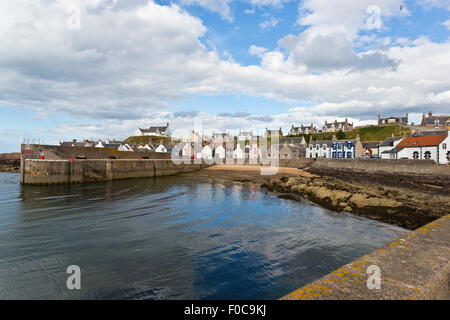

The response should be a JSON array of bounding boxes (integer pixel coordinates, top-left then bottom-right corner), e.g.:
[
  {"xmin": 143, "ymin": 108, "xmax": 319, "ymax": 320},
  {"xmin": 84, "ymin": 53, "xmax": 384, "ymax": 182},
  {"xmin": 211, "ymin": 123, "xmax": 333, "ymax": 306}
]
[
  {"xmin": 124, "ymin": 136, "xmax": 179, "ymax": 146},
  {"xmin": 286, "ymin": 125, "xmax": 410, "ymax": 143}
]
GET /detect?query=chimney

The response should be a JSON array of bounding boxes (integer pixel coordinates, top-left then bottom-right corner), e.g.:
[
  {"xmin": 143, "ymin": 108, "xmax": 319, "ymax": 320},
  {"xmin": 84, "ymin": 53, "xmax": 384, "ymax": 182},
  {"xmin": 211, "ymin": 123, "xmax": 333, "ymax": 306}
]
[
  {"xmin": 73, "ymin": 139, "xmax": 77, "ymax": 143},
  {"xmin": 429, "ymin": 111, "xmax": 432, "ymax": 118}
]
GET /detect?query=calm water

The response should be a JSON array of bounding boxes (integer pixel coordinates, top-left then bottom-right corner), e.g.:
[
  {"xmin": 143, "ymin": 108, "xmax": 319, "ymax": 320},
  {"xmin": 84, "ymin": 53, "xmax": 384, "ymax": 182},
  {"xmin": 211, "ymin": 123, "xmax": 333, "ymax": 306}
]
[{"xmin": 0, "ymin": 172, "xmax": 407, "ymax": 300}]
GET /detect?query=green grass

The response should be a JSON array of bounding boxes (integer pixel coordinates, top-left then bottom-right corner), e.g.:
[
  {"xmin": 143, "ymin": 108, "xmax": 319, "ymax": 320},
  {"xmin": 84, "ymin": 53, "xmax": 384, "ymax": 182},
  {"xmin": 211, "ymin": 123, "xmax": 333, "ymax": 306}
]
[
  {"xmin": 124, "ymin": 136, "xmax": 179, "ymax": 145},
  {"xmin": 285, "ymin": 125, "xmax": 410, "ymax": 143}
]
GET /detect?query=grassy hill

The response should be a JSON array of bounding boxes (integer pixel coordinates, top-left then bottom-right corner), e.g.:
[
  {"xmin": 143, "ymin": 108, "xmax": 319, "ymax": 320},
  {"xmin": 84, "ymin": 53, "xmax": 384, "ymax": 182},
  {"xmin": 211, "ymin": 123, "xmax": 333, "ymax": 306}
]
[
  {"xmin": 285, "ymin": 124, "xmax": 411, "ymax": 143},
  {"xmin": 124, "ymin": 136, "xmax": 179, "ymax": 146}
]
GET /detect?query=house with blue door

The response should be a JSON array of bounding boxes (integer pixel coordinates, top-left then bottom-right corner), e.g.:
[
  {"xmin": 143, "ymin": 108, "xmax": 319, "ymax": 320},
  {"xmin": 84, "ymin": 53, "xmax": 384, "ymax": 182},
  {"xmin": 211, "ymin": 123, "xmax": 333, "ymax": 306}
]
[{"xmin": 306, "ymin": 134, "xmax": 363, "ymax": 159}]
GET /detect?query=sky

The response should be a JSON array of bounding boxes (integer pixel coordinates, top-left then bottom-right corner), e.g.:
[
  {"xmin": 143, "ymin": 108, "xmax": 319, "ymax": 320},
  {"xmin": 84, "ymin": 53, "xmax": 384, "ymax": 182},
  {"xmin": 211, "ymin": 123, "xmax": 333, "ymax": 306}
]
[{"xmin": 0, "ymin": 0, "xmax": 449, "ymax": 152}]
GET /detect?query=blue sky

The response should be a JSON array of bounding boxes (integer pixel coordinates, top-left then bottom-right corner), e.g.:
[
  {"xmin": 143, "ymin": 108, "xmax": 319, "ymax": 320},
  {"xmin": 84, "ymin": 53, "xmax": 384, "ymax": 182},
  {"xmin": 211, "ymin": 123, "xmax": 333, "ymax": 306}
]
[{"xmin": 0, "ymin": 0, "xmax": 449, "ymax": 152}]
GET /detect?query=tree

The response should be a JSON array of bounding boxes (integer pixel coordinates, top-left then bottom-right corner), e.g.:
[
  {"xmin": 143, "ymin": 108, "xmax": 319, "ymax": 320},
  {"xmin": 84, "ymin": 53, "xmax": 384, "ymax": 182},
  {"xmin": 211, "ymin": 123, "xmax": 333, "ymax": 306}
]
[{"xmin": 336, "ymin": 129, "xmax": 346, "ymax": 140}]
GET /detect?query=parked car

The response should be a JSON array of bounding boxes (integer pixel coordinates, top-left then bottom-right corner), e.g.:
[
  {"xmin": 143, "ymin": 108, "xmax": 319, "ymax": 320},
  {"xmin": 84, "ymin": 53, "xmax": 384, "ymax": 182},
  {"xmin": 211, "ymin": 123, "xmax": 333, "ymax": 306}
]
[
  {"xmin": 360, "ymin": 155, "xmax": 370, "ymax": 159},
  {"xmin": 371, "ymin": 155, "xmax": 381, "ymax": 159}
]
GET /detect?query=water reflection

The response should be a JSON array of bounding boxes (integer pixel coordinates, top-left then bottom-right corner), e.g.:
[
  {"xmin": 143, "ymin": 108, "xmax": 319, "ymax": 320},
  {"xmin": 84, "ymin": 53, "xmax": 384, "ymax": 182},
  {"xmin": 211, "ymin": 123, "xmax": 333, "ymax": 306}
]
[{"xmin": 0, "ymin": 173, "xmax": 407, "ymax": 299}]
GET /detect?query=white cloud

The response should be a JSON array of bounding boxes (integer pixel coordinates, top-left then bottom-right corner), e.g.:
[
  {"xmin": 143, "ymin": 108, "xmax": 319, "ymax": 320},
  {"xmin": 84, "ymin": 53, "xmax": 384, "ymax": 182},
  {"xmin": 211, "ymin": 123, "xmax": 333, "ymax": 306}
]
[
  {"xmin": 259, "ymin": 17, "xmax": 280, "ymax": 29},
  {"xmin": 180, "ymin": 0, "xmax": 291, "ymax": 21},
  {"xmin": 1, "ymin": 0, "xmax": 450, "ymax": 147},
  {"xmin": 443, "ymin": 19, "xmax": 450, "ymax": 30}
]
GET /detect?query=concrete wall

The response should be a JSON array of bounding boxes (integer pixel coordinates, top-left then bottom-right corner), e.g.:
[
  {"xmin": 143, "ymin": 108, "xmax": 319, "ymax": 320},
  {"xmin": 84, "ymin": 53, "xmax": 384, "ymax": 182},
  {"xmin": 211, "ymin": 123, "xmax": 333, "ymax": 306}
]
[
  {"xmin": 280, "ymin": 215, "xmax": 450, "ymax": 300},
  {"xmin": 21, "ymin": 159, "xmax": 208, "ymax": 185},
  {"xmin": 275, "ymin": 158, "xmax": 450, "ymax": 176}
]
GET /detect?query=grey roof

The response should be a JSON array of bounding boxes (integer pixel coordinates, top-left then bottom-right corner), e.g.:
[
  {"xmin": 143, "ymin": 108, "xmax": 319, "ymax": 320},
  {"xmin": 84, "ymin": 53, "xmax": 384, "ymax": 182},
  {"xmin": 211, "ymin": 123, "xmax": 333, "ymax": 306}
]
[
  {"xmin": 164, "ymin": 145, "xmax": 174, "ymax": 152},
  {"xmin": 422, "ymin": 116, "xmax": 450, "ymax": 125},
  {"xmin": 289, "ymin": 145, "xmax": 306, "ymax": 153},
  {"xmin": 412, "ymin": 131, "xmax": 447, "ymax": 137},
  {"xmin": 139, "ymin": 125, "xmax": 168, "ymax": 133},
  {"xmin": 362, "ymin": 141, "xmax": 381, "ymax": 149},
  {"xmin": 379, "ymin": 137, "xmax": 402, "ymax": 147},
  {"xmin": 309, "ymin": 140, "xmax": 333, "ymax": 147},
  {"xmin": 382, "ymin": 147, "xmax": 404, "ymax": 154},
  {"xmin": 104, "ymin": 143, "xmax": 122, "ymax": 149}
]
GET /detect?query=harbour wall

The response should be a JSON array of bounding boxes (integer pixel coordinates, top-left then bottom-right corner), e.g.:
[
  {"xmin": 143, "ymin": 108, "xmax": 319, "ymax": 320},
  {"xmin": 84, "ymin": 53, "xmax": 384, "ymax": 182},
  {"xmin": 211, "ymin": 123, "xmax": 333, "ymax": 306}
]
[
  {"xmin": 280, "ymin": 214, "xmax": 450, "ymax": 300},
  {"xmin": 20, "ymin": 144, "xmax": 169, "ymax": 161},
  {"xmin": 21, "ymin": 159, "xmax": 209, "ymax": 185}
]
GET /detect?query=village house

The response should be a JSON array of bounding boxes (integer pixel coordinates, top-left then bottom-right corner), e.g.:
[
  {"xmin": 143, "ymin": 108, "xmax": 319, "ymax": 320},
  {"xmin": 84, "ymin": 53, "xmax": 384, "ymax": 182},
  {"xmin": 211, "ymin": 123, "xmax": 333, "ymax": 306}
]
[
  {"xmin": 155, "ymin": 144, "xmax": 168, "ymax": 153},
  {"xmin": 378, "ymin": 113, "xmax": 408, "ymax": 125},
  {"xmin": 420, "ymin": 111, "xmax": 450, "ymax": 130},
  {"xmin": 306, "ymin": 134, "xmax": 363, "ymax": 159},
  {"xmin": 379, "ymin": 136, "xmax": 403, "ymax": 159},
  {"xmin": 135, "ymin": 123, "xmax": 170, "ymax": 138},
  {"xmin": 322, "ymin": 119, "xmax": 354, "ymax": 132},
  {"xmin": 264, "ymin": 127, "xmax": 283, "ymax": 138},
  {"xmin": 249, "ymin": 144, "xmax": 261, "ymax": 160},
  {"xmin": 238, "ymin": 130, "xmax": 254, "ymax": 141},
  {"xmin": 279, "ymin": 142, "xmax": 306, "ymax": 159},
  {"xmin": 212, "ymin": 132, "xmax": 230, "ymax": 143},
  {"xmin": 60, "ymin": 139, "xmax": 92, "ymax": 147},
  {"xmin": 233, "ymin": 144, "xmax": 245, "ymax": 159},
  {"xmin": 362, "ymin": 141, "xmax": 381, "ymax": 157},
  {"xmin": 289, "ymin": 124, "xmax": 317, "ymax": 135},
  {"xmin": 201, "ymin": 145, "xmax": 214, "ymax": 160},
  {"xmin": 387, "ymin": 132, "xmax": 449, "ymax": 164},
  {"xmin": 214, "ymin": 144, "xmax": 226, "ymax": 159}
]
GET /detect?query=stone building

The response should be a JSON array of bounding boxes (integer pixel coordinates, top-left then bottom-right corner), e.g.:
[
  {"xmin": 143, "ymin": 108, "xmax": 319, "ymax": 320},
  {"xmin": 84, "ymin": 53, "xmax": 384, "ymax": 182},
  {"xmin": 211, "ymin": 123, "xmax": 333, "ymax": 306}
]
[
  {"xmin": 378, "ymin": 113, "xmax": 408, "ymax": 125},
  {"xmin": 322, "ymin": 119, "xmax": 353, "ymax": 132},
  {"xmin": 279, "ymin": 143, "xmax": 306, "ymax": 159},
  {"xmin": 135, "ymin": 123, "xmax": 170, "ymax": 137},
  {"xmin": 289, "ymin": 124, "xmax": 317, "ymax": 135},
  {"xmin": 420, "ymin": 111, "xmax": 450, "ymax": 130}
]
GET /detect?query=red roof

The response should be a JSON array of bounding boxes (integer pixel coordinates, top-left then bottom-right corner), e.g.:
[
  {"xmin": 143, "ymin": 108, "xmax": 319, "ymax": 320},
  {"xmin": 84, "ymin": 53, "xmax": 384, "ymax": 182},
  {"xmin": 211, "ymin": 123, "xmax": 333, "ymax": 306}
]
[{"xmin": 396, "ymin": 134, "xmax": 447, "ymax": 148}]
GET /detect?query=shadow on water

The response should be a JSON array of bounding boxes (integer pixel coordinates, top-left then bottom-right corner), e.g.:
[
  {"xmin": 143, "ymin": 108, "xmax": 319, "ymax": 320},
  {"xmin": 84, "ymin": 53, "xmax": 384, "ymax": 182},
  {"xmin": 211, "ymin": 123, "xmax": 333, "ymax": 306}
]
[{"xmin": 0, "ymin": 173, "xmax": 408, "ymax": 300}]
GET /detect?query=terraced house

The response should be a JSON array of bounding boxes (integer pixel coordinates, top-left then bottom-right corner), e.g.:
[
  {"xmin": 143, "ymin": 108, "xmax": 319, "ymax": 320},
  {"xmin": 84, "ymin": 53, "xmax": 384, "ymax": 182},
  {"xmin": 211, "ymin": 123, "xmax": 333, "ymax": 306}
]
[
  {"xmin": 390, "ymin": 132, "xmax": 450, "ymax": 164},
  {"xmin": 306, "ymin": 135, "xmax": 363, "ymax": 159}
]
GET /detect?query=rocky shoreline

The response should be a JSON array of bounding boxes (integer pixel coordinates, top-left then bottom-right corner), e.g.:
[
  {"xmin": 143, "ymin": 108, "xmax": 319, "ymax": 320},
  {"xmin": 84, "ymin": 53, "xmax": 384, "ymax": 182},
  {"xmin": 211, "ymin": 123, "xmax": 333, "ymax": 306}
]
[
  {"xmin": 0, "ymin": 154, "xmax": 20, "ymax": 173},
  {"xmin": 188, "ymin": 165, "xmax": 449, "ymax": 230}
]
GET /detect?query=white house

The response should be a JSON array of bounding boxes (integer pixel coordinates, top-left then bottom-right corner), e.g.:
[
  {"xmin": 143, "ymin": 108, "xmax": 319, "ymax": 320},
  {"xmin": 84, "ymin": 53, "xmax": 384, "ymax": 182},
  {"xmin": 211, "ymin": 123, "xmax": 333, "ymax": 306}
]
[
  {"xmin": 249, "ymin": 144, "xmax": 261, "ymax": 159},
  {"xmin": 201, "ymin": 145, "xmax": 214, "ymax": 160},
  {"xmin": 306, "ymin": 140, "xmax": 332, "ymax": 158},
  {"xmin": 379, "ymin": 137, "xmax": 403, "ymax": 159},
  {"xmin": 117, "ymin": 144, "xmax": 133, "ymax": 151},
  {"xmin": 390, "ymin": 132, "xmax": 449, "ymax": 164},
  {"xmin": 135, "ymin": 123, "xmax": 170, "ymax": 137},
  {"xmin": 306, "ymin": 136, "xmax": 363, "ymax": 159},
  {"xmin": 181, "ymin": 143, "xmax": 194, "ymax": 158},
  {"xmin": 155, "ymin": 144, "xmax": 168, "ymax": 153},
  {"xmin": 233, "ymin": 144, "xmax": 245, "ymax": 159},
  {"xmin": 214, "ymin": 145, "xmax": 226, "ymax": 159}
]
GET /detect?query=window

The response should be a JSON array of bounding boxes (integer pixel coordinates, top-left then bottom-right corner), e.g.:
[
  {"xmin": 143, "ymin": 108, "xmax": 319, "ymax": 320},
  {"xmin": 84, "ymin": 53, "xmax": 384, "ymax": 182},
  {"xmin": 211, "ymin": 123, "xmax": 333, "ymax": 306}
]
[
  {"xmin": 434, "ymin": 119, "xmax": 440, "ymax": 128},
  {"xmin": 447, "ymin": 151, "xmax": 450, "ymax": 162},
  {"xmin": 347, "ymin": 152, "xmax": 353, "ymax": 158},
  {"xmin": 443, "ymin": 143, "xmax": 447, "ymax": 150},
  {"xmin": 316, "ymin": 145, "xmax": 320, "ymax": 150},
  {"xmin": 332, "ymin": 152, "xmax": 336, "ymax": 158},
  {"xmin": 424, "ymin": 151, "xmax": 431, "ymax": 160},
  {"xmin": 413, "ymin": 151, "xmax": 419, "ymax": 159},
  {"xmin": 323, "ymin": 144, "xmax": 327, "ymax": 149},
  {"xmin": 390, "ymin": 154, "xmax": 396, "ymax": 159}
]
